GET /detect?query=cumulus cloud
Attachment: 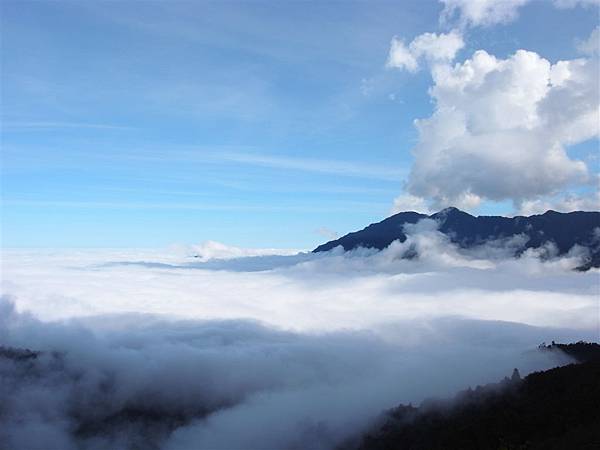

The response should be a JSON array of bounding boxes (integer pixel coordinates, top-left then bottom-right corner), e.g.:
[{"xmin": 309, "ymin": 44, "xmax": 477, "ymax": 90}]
[
  {"xmin": 391, "ymin": 46, "xmax": 599, "ymax": 211},
  {"xmin": 386, "ymin": 7, "xmax": 600, "ymax": 213},
  {"xmin": 387, "ymin": 37, "xmax": 418, "ymax": 72},
  {"xmin": 387, "ymin": 30, "xmax": 464, "ymax": 72}
]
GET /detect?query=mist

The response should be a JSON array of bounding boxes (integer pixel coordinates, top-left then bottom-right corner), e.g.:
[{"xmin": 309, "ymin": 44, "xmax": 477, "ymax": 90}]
[
  {"xmin": 2, "ymin": 221, "xmax": 597, "ymax": 330},
  {"xmin": 1, "ymin": 222, "xmax": 598, "ymax": 449},
  {"xmin": 0, "ymin": 296, "xmax": 587, "ymax": 450}
]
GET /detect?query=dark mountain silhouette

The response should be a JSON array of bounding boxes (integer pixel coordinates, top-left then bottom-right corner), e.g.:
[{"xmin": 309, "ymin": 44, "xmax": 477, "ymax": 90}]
[
  {"xmin": 314, "ymin": 208, "xmax": 600, "ymax": 268},
  {"xmin": 349, "ymin": 342, "xmax": 600, "ymax": 450}
]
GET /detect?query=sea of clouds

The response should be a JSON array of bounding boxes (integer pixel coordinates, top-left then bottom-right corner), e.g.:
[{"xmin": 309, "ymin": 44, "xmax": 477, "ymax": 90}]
[{"xmin": 1, "ymin": 222, "xmax": 598, "ymax": 449}]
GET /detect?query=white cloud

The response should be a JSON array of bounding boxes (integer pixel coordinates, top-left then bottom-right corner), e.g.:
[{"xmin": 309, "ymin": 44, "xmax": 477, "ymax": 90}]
[
  {"xmin": 440, "ymin": 0, "xmax": 599, "ymax": 28},
  {"xmin": 1, "ymin": 236, "xmax": 597, "ymax": 449},
  {"xmin": 553, "ymin": 0, "xmax": 600, "ymax": 9},
  {"xmin": 517, "ymin": 191, "xmax": 600, "ymax": 215},
  {"xmin": 387, "ymin": 37, "xmax": 419, "ymax": 72},
  {"xmin": 440, "ymin": 0, "xmax": 530, "ymax": 28},
  {"xmin": 391, "ymin": 193, "xmax": 434, "ymax": 214},
  {"xmin": 577, "ymin": 26, "xmax": 600, "ymax": 55},
  {"xmin": 216, "ymin": 151, "xmax": 407, "ymax": 181},
  {"xmin": 2, "ymin": 228, "xmax": 597, "ymax": 330},
  {"xmin": 393, "ymin": 47, "xmax": 599, "ymax": 211},
  {"xmin": 410, "ymin": 30, "xmax": 465, "ymax": 62},
  {"xmin": 186, "ymin": 240, "xmax": 300, "ymax": 261},
  {"xmin": 387, "ymin": 30, "xmax": 464, "ymax": 72},
  {"xmin": 0, "ymin": 295, "xmax": 581, "ymax": 450}
]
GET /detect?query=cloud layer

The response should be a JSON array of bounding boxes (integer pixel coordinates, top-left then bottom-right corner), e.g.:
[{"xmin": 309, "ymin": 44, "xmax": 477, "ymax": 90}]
[
  {"xmin": 2, "ymin": 224, "xmax": 598, "ymax": 449},
  {"xmin": 3, "ymin": 223, "xmax": 598, "ymax": 330},
  {"xmin": 0, "ymin": 296, "xmax": 586, "ymax": 450}
]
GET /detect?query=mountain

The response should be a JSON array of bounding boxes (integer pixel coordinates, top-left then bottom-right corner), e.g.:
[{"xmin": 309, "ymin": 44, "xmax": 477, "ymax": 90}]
[{"xmin": 313, "ymin": 208, "xmax": 600, "ymax": 268}]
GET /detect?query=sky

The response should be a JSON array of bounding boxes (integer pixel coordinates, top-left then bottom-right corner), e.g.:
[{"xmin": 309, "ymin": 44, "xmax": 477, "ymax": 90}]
[{"xmin": 1, "ymin": 0, "xmax": 599, "ymax": 248}]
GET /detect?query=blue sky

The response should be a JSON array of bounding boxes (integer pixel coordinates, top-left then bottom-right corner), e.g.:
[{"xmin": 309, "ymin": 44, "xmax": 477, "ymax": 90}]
[{"xmin": 1, "ymin": 0, "xmax": 598, "ymax": 248}]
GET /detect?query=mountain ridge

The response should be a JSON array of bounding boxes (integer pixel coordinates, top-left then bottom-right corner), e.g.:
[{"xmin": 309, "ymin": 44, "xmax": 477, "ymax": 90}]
[{"xmin": 313, "ymin": 208, "xmax": 600, "ymax": 269}]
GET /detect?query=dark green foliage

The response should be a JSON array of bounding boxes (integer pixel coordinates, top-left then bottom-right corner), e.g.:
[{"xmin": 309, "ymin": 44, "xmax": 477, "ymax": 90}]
[
  {"xmin": 0, "ymin": 346, "xmax": 39, "ymax": 361},
  {"xmin": 353, "ymin": 343, "xmax": 600, "ymax": 450},
  {"xmin": 0, "ymin": 346, "xmax": 209, "ymax": 450},
  {"xmin": 539, "ymin": 341, "xmax": 600, "ymax": 363}
]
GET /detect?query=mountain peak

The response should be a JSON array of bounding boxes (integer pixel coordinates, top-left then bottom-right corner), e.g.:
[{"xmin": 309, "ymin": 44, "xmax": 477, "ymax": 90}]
[
  {"xmin": 430, "ymin": 207, "xmax": 474, "ymax": 222},
  {"xmin": 438, "ymin": 206, "xmax": 461, "ymax": 213},
  {"xmin": 433, "ymin": 206, "xmax": 470, "ymax": 216}
]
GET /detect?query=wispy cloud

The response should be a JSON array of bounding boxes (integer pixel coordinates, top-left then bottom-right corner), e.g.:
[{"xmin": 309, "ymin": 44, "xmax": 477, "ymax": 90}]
[
  {"xmin": 1, "ymin": 121, "xmax": 136, "ymax": 131},
  {"xmin": 91, "ymin": 183, "xmax": 396, "ymax": 197},
  {"xmin": 3, "ymin": 141, "xmax": 405, "ymax": 182},
  {"xmin": 213, "ymin": 152, "xmax": 407, "ymax": 181},
  {"xmin": 3, "ymin": 199, "xmax": 389, "ymax": 213},
  {"xmin": 111, "ymin": 148, "xmax": 408, "ymax": 181}
]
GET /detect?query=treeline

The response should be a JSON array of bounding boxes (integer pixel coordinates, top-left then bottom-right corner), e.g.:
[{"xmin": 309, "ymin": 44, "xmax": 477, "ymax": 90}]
[{"xmin": 350, "ymin": 342, "xmax": 600, "ymax": 450}]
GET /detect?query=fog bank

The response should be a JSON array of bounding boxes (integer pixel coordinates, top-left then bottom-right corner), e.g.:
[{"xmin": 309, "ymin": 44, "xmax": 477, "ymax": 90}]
[
  {"xmin": 0, "ymin": 297, "xmax": 587, "ymax": 450},
  {"xmin": 1, "ymin": 225, "xmax": 598, "ymax": 449}
]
